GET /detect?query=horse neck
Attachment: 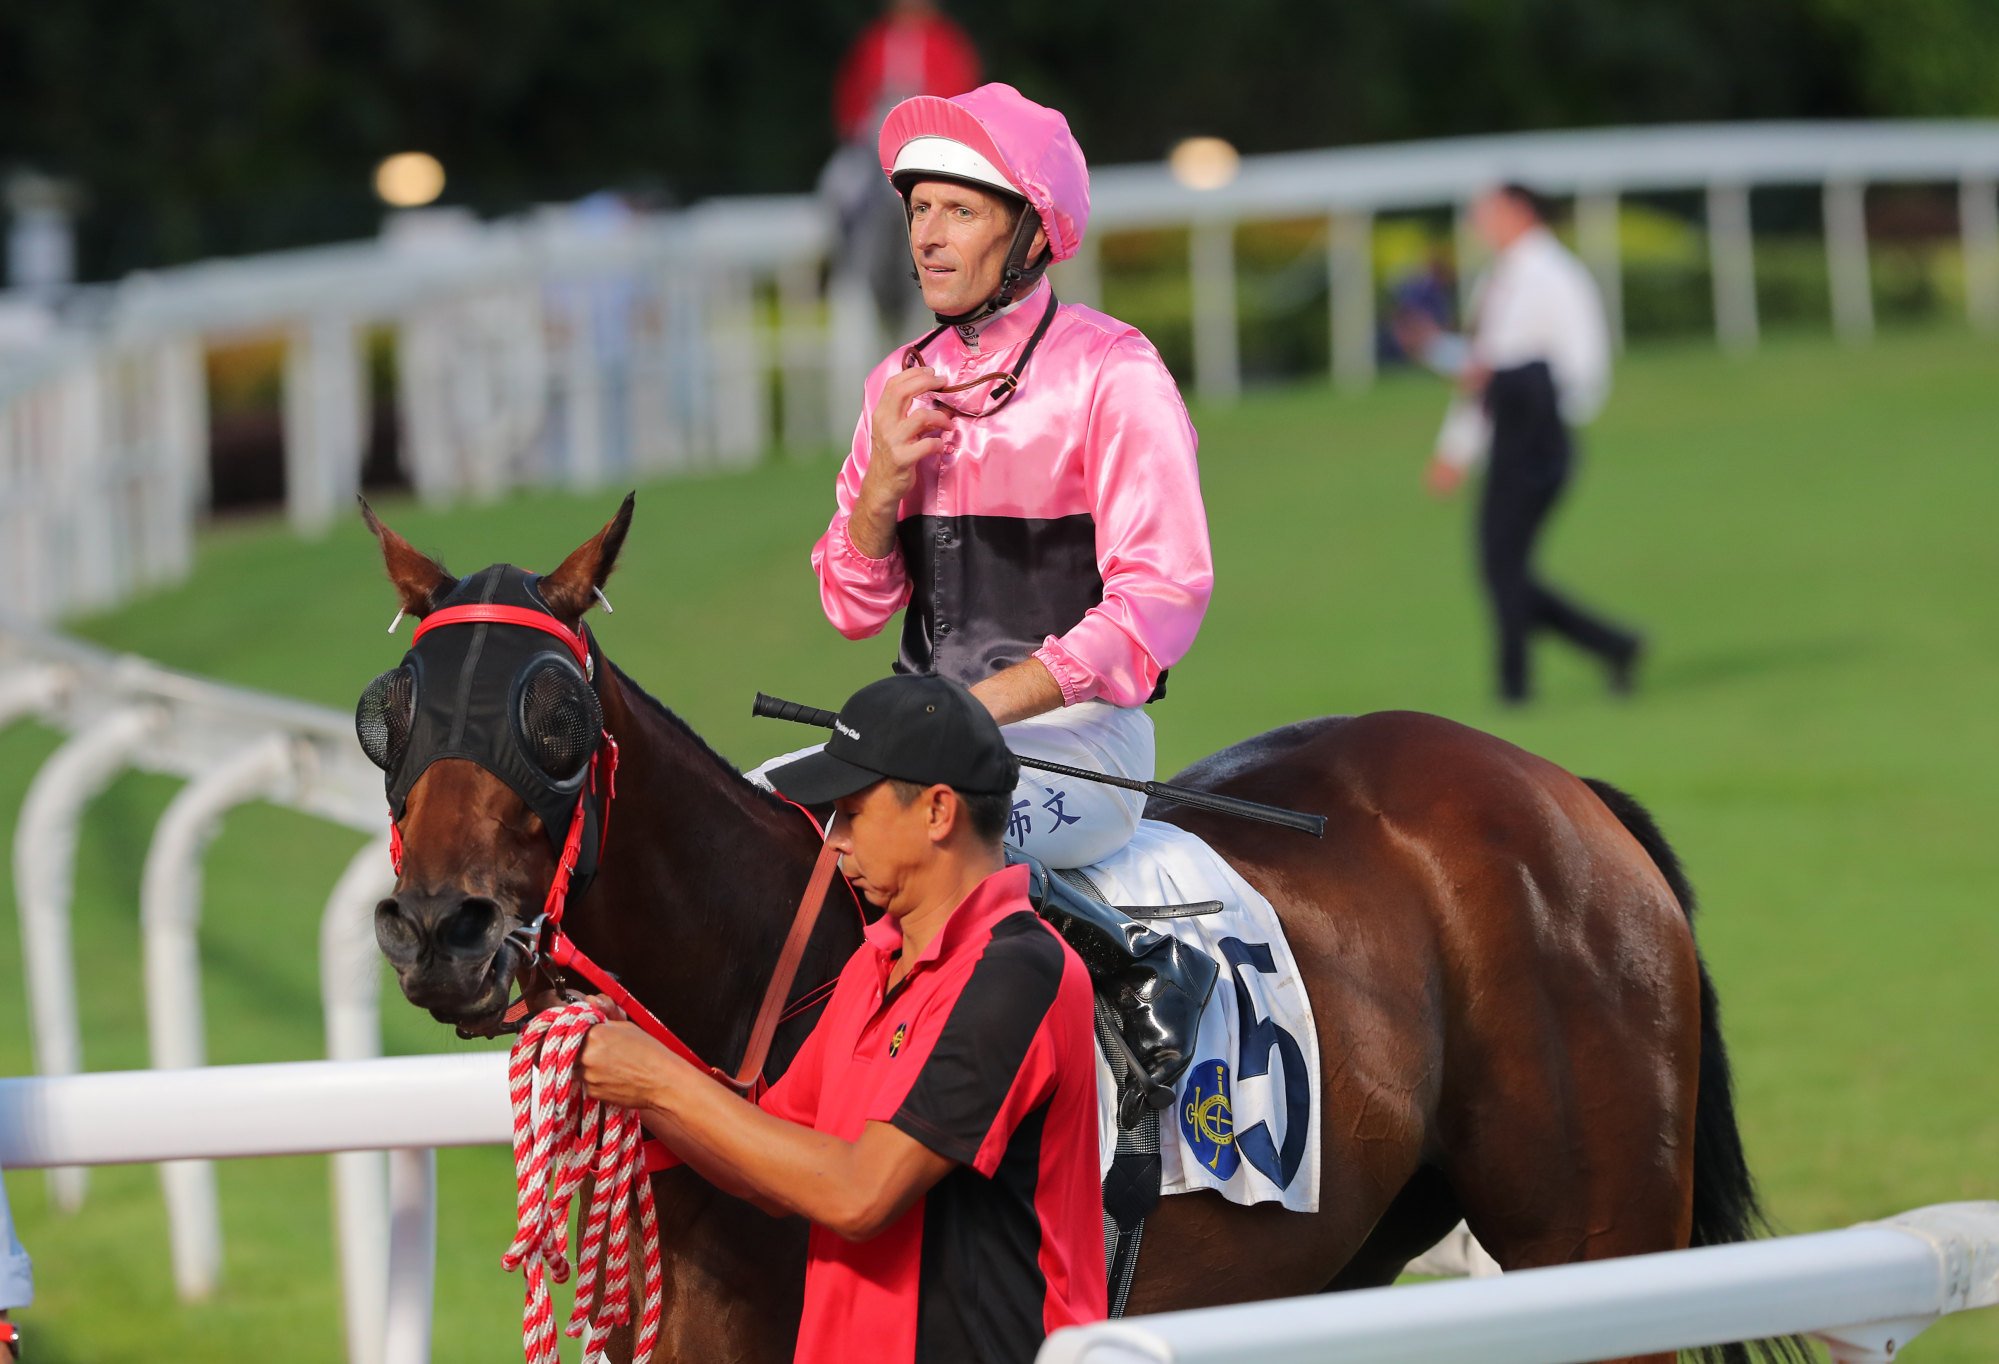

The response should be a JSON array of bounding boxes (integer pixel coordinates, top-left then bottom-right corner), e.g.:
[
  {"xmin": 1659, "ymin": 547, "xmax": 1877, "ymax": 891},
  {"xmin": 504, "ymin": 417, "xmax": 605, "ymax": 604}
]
[{"xmin": 572, "ymin": 667, "xmax": 852, "ymax": 1073}]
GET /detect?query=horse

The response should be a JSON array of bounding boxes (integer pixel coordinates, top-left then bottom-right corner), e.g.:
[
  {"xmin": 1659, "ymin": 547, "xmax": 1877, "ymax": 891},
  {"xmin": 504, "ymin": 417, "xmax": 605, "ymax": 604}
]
[{"xmin": 360, "ymin": 496, "xmax": 1796, "ymax": 1364}]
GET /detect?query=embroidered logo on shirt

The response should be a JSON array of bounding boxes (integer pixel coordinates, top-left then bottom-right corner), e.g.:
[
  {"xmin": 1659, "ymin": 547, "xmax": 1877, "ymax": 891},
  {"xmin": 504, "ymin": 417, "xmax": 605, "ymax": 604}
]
[{"xmin": 888, "ymin": 1021, "xmax": 908, "ymax": 1057}]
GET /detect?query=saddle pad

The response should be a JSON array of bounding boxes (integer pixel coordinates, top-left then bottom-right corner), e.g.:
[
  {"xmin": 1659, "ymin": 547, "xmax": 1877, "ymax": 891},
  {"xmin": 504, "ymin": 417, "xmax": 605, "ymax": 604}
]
[{"xmin": 1082, "ymin": 818, "xmax": 1322, "ymax": 1214}]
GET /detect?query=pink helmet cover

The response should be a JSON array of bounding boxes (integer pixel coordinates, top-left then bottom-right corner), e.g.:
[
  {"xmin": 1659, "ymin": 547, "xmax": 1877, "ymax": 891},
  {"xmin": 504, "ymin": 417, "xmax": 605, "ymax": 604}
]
[{"xmin": 878, "ymin": 82, "xmax": 1091, "ymax": 263}]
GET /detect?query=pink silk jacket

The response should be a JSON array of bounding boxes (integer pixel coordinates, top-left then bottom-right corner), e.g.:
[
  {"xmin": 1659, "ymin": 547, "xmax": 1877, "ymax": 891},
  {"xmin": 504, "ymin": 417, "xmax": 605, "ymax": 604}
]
[{"xmin": 811, "ymin": 288, "xmax": 1215, "ymax": 708}]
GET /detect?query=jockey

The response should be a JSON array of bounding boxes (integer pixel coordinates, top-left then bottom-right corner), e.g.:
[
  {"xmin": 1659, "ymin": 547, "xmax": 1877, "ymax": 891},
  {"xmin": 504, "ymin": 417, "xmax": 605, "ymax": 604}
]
[{"xmin": 770, "ymin": 83, "xmax": 1218, "ymax": 1104}]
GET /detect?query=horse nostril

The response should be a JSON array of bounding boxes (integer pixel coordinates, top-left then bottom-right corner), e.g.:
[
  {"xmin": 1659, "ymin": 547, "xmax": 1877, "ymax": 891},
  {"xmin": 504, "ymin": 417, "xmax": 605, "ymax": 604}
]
[
  {"xmin": 439, "ymin": 897, "xmax": 501, "ymax": 954},
  {"xmin": 374, "ymin": 898, "xmax": 419, "ymax": 962}
]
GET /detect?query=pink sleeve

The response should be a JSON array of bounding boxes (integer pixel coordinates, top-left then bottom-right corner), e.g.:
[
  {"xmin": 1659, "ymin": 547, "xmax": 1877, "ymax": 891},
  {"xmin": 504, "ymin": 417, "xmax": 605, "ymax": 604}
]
[
  {"xmin": 1034, "ymin": 336, "xmax": 1214, "ymax": 707},
  {"xmin": 810, "ymin": 386, "xmax": 912, "ymax": 641}
]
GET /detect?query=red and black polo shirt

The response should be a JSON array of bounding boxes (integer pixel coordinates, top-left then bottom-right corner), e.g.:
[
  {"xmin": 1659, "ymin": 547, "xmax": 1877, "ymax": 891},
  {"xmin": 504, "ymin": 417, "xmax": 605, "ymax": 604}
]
[{"xmin": 761, "ymin": 863, "xmax": 1106, "ymax": 1364}]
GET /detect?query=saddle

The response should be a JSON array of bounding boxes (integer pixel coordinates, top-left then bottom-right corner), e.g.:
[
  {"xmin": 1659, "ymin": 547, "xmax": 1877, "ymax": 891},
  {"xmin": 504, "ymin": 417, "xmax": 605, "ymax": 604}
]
[{"xmin": 1009, "ymin": 849, "xmax": 1221, "ymax": 1127}]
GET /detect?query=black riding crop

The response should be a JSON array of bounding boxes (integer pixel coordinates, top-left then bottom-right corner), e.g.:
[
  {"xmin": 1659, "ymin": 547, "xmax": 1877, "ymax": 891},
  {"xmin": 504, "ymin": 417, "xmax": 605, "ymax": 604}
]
[{"xmin": 752, "ymin": 692, "xmax": 1326, "ymax": 838}]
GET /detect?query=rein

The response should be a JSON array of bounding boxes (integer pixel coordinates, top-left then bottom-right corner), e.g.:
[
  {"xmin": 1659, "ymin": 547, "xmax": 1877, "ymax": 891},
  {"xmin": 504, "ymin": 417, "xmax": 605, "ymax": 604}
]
[{"xmin": 391, "ymin": 602, "xmax": 858, "ymax": 1098}]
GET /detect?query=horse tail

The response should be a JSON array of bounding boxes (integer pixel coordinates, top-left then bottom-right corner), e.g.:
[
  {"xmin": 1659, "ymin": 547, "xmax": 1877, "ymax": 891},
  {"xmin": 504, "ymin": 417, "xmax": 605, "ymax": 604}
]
[{"xmin": 1582, "ymin": 778, "xmax": 1813, "ymax": 1364}]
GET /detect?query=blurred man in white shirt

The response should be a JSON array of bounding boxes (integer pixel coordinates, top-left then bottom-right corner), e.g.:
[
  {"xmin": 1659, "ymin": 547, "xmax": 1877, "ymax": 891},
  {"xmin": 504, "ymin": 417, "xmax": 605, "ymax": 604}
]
[{"xmin": 1400, "ymin": 183, "xmax": 1643, "ymax": 704}]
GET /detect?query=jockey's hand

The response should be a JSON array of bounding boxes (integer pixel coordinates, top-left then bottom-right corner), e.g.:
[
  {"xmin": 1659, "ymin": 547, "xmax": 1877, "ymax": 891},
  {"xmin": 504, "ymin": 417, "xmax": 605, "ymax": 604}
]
[
  {"xmin": 862, "ymin": 365, "xmax": 954, "ymax": 508},
  {"xmin": 580, "ymin": 1016, "xmax": 671, "ymax": 1112}
]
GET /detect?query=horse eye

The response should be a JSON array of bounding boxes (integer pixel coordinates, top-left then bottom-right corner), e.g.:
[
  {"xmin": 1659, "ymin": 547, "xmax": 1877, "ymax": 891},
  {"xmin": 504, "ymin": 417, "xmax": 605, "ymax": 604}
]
[
  {"xmin": 355, "ymin": 667, "xmax": 416, "ymax": 771},
  {"xmin": 518, "ymin": 662, "xmax": 601, "ymax": 780}
]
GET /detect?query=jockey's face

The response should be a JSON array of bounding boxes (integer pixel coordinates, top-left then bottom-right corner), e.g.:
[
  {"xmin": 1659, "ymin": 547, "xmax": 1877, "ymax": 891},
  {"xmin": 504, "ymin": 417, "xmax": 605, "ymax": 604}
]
[
  {"xmin": 906, "ymin": 178, "xmax": 1047, "ymax": 316},
  {"xmin": 830, "ymin": 779, "xmax": 974, "ymax": 917}
]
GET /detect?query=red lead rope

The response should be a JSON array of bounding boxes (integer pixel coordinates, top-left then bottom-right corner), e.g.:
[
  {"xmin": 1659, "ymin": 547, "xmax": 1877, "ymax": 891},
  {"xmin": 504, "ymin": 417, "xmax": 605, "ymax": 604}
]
[{"xmin": 506, "ymin": 1001, "xmax": 664, "ymax": 1364}]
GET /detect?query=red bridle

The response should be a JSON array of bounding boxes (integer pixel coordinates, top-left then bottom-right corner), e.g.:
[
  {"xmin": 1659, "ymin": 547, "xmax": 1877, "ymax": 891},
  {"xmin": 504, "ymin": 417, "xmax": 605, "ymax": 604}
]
[{"xmin": 388, "ymin": 602, "xmax": 857, "ymax": 1131}]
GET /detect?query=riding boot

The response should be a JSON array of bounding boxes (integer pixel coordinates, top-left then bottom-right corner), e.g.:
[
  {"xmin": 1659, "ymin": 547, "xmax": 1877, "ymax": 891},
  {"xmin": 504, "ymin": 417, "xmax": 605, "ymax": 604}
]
[{"xmin": 1008, "ymin": 850, "xmax": 1219, "ymax": 1123}]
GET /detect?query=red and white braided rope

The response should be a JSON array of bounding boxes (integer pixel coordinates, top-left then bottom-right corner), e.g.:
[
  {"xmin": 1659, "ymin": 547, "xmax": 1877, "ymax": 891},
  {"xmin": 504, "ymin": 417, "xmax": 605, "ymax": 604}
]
[{"xmin": 505, "ymin": 1002, "xmax": 663, "ymax": 1364}]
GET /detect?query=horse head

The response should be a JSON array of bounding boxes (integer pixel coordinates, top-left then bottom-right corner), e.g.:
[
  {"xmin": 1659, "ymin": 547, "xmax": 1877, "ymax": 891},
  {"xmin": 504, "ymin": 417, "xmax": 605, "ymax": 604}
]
[{"xmin": 356, "ymin": 495, "xmax": 632, "ymax": 1030}]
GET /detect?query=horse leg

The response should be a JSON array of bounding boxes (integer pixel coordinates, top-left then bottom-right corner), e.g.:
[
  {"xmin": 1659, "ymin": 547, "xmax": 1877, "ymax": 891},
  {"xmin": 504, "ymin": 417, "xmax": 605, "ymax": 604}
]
[
  {"xmin": 1322, "ymin": 1164, "xmax": 1465, "ymax": 1291},
  {"xmin": 1437, "ymin": 939, "xmax": 1700, "ymax": 1364}
]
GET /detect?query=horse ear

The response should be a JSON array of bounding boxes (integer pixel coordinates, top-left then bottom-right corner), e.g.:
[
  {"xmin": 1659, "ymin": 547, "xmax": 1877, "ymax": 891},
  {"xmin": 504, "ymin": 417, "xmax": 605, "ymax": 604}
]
[
  {"xmin": 540, "ymin": 492, "xmax": 635, "ymax": 623},
  {"xmin": 359, "ymin": 497, "xmax": 457, "ymax": 618}
]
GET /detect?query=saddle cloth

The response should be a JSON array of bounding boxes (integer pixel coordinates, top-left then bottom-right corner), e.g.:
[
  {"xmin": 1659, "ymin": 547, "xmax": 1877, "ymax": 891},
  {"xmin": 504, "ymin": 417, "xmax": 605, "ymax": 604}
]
[{"xmin": 1082, "ymin": 818, "xmax": 1322, "ymax": 1214}]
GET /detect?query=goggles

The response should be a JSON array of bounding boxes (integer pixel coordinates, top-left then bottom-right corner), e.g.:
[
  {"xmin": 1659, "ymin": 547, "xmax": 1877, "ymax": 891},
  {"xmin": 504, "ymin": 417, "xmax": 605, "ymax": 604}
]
[{"xmin": 356, "ymin": 566, "xmax": 607, "ymax": 886}]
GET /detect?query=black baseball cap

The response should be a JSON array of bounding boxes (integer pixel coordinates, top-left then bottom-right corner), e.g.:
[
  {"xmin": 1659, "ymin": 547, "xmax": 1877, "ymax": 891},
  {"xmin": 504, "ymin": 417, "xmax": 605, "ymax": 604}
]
[{"xmin": 765, "ymin": 675, "xmax": 1019, "ymax": 805}]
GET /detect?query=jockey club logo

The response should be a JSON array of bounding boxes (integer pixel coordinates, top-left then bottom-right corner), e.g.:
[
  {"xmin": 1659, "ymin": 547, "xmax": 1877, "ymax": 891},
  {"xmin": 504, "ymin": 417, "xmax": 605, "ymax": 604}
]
[
  {"xmin": 1178, "ymin": 1058, "xmax": 1239, "ymax": 1178},
  {"xmin": 888, "ymin": 1021, "xmax": 908, "ymax": 1057}
]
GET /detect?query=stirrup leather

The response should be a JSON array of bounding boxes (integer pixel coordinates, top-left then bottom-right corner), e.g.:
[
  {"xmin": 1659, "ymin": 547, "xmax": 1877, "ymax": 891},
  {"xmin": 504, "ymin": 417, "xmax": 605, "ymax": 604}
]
[{"xmin": 1008, "ymin": 849, "xmax": 1220, "ymax": 1121}]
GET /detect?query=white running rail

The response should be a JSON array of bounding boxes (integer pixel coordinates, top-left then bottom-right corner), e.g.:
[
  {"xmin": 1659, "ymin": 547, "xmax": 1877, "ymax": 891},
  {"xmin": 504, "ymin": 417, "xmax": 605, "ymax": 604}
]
[
  {"xmin": 1, "ymin": 1060, "xmax": 1993, "ymax": 1364},
  {"xmin": 0, "ymin": 1056, "xmax": 507, "ymax": 1364},
  {"xmin": 1040, "ymin": 1203, "xmax": 1999, "ymax": 1364}
]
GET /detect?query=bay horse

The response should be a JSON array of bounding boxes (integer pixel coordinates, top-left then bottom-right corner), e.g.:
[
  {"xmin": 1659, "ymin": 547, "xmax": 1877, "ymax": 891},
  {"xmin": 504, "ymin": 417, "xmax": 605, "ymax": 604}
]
[{"xmin": 362, "ymin": 497, "xmax": 1794, "ymax": 1364}]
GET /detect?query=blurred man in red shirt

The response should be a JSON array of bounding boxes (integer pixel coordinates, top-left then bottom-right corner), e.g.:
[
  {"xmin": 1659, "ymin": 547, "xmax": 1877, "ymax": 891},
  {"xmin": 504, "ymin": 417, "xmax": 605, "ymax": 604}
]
[
  {"xmin": 834, "ymin": 0, "xmax": 981, "ymax": 144},
  {"xmin": 827, "ymin": 2, "xmax": 984, "ymax": 332}
]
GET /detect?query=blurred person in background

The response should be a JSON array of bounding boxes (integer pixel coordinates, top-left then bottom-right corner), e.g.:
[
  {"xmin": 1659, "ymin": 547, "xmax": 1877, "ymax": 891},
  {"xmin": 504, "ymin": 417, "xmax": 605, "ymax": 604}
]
[
  {"xmin": 833, "ymin": 0, "xmax": 981, "ymax": 146},
  {"xmin": 1397, "ymin": 183, "xmax": 1644, "ymax": 706},
  {"xmin": 763, "ymin": 83, "xmax": 1216, "ymax": 1105},
  {"xmin": 1, "ymin": 1164, "xmax": 28, "ymax": 1361},
  {"xmin": 1378, "ymin": 246, "xmax": 1455, "ymax": 366},
  {"xmin": 823, "ymin": 0, "xmax": 983, "ymax": 332}
]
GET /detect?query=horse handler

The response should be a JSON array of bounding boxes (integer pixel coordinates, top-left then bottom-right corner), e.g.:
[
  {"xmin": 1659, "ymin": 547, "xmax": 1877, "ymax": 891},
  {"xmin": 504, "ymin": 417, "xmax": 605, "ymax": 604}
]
[{"xmin": 582, "ymin": 674, "xmax": 1106, "ymax": 1363}]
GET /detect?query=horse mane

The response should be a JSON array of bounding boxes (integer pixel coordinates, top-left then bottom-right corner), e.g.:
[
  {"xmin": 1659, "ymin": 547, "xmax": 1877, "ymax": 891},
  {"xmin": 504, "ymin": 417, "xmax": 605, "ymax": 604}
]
[{"xmin": 603, "ymin": 658, "xmax": 794, "ymax": 815}]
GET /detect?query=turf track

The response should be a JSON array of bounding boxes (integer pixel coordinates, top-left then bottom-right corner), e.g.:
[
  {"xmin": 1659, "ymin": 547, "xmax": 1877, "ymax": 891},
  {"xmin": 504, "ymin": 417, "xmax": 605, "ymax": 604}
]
[{"xmin": 2, "ymin": 325, "xmax": 1995, "ymax": 1361}]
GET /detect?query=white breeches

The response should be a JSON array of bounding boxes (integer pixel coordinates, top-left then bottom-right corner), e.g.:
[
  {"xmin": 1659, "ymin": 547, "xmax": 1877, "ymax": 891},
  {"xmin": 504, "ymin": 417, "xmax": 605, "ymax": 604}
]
[{"xmin": 746, "ymin": 700, "xmax": 1154, "ymax": 870}]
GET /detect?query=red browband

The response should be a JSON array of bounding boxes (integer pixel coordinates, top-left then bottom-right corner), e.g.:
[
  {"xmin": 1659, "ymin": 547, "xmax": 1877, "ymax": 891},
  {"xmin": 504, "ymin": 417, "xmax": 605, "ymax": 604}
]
[{"xmin": 413, "ymin": 604, "xmax": 592, "ymax": 672}]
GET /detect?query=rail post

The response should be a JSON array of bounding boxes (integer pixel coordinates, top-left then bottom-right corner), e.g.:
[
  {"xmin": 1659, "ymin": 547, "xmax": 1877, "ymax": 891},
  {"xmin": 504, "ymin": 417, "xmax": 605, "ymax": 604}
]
[
  {"xmin": 1575, "ymin": 189, "xmax": 1625, "ymax": 351},
  {"xmin": 283, "ymin": 316, "xmax": 366, "ymax": 537},
  {"xmin": 1328, "ymin": 209, "xmax": 1376, "ymax": 391},
  {"xmin": 382, "ymin": 1147, "xmax": 439, "ymax": 1364},
  {"xmin": 321, "ymin": 834, "xmax": 396, "ymax": 1364},
  {"xmin": 141, "ymin": 731, "xmax": 298, "ymax": 1300},
  {"xmin": 1960, "ymin": 174, "xmax": 1999, "ymax": 334},
  {"xmin": 1825, "ymin": 178, "xmax": 1874, "ymax": 343},
  {"xmin": 1189, "ymin": 217, "xmax": 1240, "ymax": 404},
  {"xmin": 12, "ymin": 703, "xmax": 161, "ymax": 1210},
  {"xmin": 1708, "ymin": 181, "xmax": 1759, "ymax": 352}
]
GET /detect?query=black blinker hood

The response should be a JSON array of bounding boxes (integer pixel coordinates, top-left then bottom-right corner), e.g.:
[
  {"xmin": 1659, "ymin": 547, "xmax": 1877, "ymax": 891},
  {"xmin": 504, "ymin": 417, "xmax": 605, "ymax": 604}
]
[{"xmin": 385, "ymin": 565, "xmax": 606, "ymax": 893}]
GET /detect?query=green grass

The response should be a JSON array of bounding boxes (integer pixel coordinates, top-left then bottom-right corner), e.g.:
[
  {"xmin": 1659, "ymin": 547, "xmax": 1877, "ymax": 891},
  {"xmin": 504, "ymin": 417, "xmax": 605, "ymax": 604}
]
[{"xmin": 4, "ymin": 324, "xmax": 1997, "ymax": 1361}]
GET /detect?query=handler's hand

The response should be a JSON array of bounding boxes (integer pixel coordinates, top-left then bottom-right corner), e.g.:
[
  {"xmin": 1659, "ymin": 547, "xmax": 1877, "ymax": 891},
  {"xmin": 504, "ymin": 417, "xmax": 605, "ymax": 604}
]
[
  {"xmin": 1425, "ymin": 457, "xmax": 1466, "ymax": 499},
  {"xmin": 580, "ymin": 1017, "xmax": 671, "ymax": 1112},
  {"xmin": 860, "ymin": 365, "xmax": 954, "ymax": 509}
]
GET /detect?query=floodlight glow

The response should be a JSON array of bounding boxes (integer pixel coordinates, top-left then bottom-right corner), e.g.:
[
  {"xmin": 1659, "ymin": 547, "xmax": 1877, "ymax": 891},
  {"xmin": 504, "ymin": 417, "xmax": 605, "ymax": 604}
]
[
  {"xmin": 374, "ymin": 153, "xmax": 446, "ymax": 209},
  {"xmin": 1169, "ymin": 137, "xmax": 1240, "ymax": 191}
]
